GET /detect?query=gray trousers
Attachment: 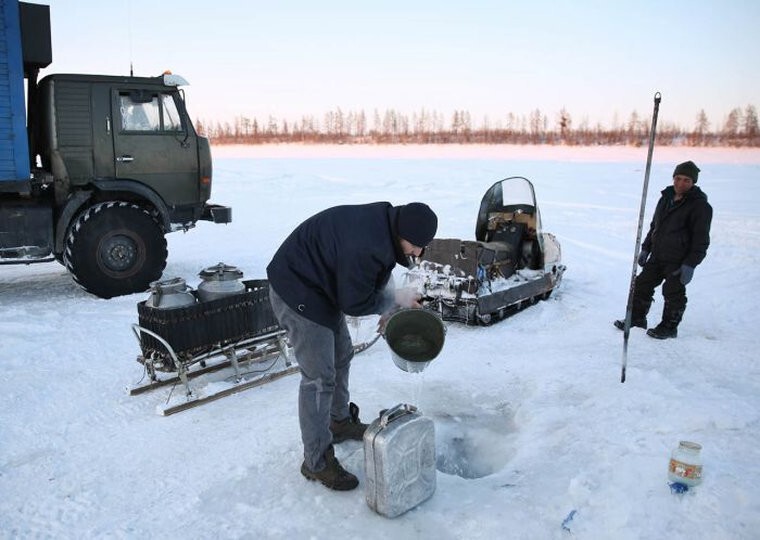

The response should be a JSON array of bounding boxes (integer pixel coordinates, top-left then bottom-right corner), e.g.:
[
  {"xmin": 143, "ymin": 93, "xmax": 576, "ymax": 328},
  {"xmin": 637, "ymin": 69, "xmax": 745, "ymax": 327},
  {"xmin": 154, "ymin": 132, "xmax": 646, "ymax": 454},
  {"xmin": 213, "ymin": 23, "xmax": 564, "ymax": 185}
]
[{"xmin": 269, "ymin": 288, "xmax": 355, "ymax": 472}]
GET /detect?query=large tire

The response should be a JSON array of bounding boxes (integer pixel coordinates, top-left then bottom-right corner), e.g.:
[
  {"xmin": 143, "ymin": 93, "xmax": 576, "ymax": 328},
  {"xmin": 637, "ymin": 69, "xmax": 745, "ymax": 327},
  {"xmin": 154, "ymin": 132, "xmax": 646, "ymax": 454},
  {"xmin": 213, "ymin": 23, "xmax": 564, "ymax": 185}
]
[{"xmin": 63, "ymin": 202, "xmax": 167, "ymax": 298}]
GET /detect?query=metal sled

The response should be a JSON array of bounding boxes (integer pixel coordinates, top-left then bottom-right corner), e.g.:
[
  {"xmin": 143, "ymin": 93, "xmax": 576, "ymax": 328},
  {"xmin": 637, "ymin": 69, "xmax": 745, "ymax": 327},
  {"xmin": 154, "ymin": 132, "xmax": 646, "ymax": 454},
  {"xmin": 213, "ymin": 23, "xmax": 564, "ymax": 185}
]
[
  {"xmin": 129, "ymin": 279, "xmax": 383, "ymax": 415},
  {"xmin": 130, "ymin": 279, "xmax": 296, "ymax": 415}
]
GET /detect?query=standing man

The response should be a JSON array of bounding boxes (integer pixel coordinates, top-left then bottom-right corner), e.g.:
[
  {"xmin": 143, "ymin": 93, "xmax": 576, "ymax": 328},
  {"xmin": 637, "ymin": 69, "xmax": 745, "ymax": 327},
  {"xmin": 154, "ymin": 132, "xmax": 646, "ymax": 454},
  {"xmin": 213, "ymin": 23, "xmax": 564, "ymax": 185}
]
[
  {"xmin": 267, "ymin": 202, "xmax": 438, "ymax": 491},
  {"xmin": 615, "ymin": 160, "xmax": 712, "ymax": 339}
]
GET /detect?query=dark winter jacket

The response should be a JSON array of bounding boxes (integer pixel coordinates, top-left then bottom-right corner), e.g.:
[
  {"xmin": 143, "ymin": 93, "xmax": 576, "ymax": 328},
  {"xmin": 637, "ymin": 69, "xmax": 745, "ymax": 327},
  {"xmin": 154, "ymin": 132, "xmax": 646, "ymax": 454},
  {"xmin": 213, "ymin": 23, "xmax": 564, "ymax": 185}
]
[
  {"xmin": 266, "ymin": 202, "xmax": 408, "ymax": 330},
  {"xmin": 642, "ymin": 185, "xmax": 712, "ymax": 268}
]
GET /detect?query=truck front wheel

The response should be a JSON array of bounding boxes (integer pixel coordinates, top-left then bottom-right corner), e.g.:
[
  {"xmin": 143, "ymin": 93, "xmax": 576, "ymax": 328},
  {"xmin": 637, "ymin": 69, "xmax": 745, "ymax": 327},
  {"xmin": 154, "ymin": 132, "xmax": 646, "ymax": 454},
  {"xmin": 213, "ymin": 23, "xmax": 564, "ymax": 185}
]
[{"xmin": 63, "ymin": 202, "xmax": 167, "ymax": 298}]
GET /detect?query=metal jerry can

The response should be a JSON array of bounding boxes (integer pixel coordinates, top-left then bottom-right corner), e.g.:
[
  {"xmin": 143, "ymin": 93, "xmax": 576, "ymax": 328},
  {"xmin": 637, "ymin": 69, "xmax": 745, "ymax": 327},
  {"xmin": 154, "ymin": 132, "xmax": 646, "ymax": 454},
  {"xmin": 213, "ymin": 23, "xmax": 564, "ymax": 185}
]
[{"xmin": 363, "ymin": 404, "xmax": 436, "ymax": 518}]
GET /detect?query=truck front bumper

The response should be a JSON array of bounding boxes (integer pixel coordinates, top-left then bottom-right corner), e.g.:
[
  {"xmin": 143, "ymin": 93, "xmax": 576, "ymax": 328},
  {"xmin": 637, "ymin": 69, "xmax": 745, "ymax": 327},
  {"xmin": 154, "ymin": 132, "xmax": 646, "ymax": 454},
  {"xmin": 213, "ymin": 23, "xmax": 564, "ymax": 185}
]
[{"xmin": 201, "ymin": 203, "xmax": 232, "ymax": 224}]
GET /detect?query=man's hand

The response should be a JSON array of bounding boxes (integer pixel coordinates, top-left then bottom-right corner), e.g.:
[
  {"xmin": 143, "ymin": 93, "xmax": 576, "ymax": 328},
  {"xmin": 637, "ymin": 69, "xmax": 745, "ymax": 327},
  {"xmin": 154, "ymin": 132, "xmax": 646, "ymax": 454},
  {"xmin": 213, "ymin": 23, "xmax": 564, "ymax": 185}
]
[
  {"xmin": 637, "ymin": 250, "xmax": 650, "ymax": 267},
  {"xmin": 394, "ymin": 287, "xmax": 422, "ymax": 309}
]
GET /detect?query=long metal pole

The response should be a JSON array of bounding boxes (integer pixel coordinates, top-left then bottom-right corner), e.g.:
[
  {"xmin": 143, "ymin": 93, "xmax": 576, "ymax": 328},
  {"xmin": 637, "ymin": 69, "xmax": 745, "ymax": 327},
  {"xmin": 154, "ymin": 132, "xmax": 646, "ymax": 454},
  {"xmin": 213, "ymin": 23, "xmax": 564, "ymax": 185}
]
[{"xmin": 621, "ymin": 92, "xmax": 662, "ymax": 383}]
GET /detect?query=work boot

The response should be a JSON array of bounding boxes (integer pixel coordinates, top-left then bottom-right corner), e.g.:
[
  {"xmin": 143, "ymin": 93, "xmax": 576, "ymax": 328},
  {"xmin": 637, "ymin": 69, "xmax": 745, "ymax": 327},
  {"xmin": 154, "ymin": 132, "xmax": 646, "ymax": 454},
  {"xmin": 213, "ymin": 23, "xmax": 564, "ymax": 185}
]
[
  {"xmin": 646, "ymin": 323, "xmax": 678, "ymax": 339},
  {"xmin": 613, "ymin": 318, "xmax": 647, "ymax": 330},
  {"xmin": 330, "ymin": 402, "xmax": 368, "ymax": 443},
  {"xmin": 300, "ymin": 445, "xmax": 359, "ymax": 491},
  {"xmin": 647, "ymin": 302, "xmax": 683, "ymax": 339}
]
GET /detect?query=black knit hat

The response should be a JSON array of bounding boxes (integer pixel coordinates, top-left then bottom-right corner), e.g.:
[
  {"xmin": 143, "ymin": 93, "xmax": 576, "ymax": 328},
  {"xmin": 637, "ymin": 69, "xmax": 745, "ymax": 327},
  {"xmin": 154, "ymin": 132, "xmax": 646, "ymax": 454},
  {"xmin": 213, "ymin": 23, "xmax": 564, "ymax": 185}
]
[
  {"xmin": 397, "ymin": 203, "xmax": 438, "ymax": 247},
  {"xmin": 673, "ymin": 160, "xmax": 700, "ymax": 183}
]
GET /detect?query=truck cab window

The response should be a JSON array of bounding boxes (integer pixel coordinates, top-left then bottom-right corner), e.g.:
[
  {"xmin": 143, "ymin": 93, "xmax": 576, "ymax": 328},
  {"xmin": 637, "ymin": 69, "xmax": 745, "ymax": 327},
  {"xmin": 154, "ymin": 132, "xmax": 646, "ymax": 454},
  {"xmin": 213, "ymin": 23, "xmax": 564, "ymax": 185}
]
[{"xmin": 119, "ymin": 93, "xmax": 160, "ymax": 132}]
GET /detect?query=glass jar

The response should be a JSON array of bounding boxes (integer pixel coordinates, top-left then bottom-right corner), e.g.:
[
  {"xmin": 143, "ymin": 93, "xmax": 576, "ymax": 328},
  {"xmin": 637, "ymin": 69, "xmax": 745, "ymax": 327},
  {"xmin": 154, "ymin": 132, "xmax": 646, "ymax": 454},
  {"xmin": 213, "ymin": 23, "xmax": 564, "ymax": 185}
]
[{"xmin": 668, "ymin": 441, "xmax": 703, "ymax": 487}]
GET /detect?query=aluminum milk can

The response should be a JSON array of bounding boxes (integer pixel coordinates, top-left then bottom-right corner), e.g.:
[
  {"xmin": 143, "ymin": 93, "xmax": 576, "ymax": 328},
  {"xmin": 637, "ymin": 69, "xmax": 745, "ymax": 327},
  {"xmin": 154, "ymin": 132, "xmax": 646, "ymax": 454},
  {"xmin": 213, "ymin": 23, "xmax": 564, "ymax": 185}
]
[
  {"xmin": 668, "ymin": 441, "xmax": 703, "ymax": 487},
  {"xmin": 197, "ymin": 262, "xmax": 245, "ymax": 302},
  {"xmin": 145, "ymin": 277, "xmax": 197, "ymax": 309}
]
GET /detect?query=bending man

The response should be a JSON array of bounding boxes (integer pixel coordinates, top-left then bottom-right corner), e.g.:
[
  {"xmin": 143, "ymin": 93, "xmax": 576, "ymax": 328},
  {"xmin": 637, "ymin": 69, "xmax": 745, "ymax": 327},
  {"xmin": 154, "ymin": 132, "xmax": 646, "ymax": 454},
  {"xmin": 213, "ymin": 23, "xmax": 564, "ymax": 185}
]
[{"xmin": 267, "ymin": 202, "xmax": 438, "ymax": 490}]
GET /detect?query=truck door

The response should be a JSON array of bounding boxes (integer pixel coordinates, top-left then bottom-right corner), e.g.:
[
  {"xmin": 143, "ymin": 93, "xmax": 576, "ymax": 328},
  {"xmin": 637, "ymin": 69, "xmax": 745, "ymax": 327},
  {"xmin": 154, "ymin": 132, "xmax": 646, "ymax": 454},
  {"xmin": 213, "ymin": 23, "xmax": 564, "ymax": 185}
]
[{"xmin": 111, "ymin": 89, "xmax": 199, "ymax": 205}]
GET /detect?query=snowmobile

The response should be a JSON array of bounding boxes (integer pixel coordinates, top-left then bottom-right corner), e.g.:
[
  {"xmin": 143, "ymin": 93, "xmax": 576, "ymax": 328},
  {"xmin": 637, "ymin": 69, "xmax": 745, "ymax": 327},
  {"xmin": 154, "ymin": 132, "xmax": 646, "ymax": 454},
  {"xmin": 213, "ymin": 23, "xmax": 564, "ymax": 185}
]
[{"xmin": 405, "ymin": 176, "xmax": 566, "ymax": 325}]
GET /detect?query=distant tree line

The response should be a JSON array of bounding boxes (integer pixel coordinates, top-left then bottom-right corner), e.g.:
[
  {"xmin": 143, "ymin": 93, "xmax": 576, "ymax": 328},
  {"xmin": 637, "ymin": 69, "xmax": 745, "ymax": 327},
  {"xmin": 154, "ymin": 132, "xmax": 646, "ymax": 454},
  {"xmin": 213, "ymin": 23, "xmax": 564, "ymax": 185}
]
[{"xmin": 195, "ymin": 105, "xmax": 759, "ymax": 147}]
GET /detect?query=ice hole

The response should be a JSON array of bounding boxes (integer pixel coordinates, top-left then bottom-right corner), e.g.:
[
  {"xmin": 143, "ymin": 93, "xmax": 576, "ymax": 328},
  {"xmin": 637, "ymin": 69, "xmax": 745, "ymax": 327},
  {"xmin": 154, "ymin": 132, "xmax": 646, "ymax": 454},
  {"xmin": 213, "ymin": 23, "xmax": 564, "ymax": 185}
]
[{"xmin": 434, "ymin": 411, "xmax": 516, "ymax": 479}]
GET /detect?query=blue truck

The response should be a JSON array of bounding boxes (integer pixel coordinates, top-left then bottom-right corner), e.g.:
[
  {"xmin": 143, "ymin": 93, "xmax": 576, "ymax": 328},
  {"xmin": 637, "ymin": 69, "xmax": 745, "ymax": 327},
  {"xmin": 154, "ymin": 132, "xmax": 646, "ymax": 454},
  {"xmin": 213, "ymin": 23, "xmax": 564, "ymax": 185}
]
[{"xmin": 0, "ymin": 0, "xmax": 230, "ymax": 298}]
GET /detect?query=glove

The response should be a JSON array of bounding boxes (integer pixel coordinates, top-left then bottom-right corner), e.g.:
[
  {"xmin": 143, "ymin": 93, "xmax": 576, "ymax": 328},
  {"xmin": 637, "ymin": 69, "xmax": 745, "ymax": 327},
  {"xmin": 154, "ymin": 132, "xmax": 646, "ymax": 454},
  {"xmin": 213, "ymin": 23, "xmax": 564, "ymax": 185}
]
[
  {"xmin": 637, "ymin": 250, "xmax": 650, "ymax": 267},
  {"xmin": 677, "ymin": 265, "xmax": 694, "ymax": 285}
]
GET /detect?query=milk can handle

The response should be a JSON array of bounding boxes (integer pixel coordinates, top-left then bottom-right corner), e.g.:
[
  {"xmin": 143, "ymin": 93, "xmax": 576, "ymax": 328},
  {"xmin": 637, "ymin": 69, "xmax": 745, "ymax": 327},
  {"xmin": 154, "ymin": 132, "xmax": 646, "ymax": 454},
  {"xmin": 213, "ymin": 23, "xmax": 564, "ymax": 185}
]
[{"xmin": 379, "ymin": 403, "xmax": 417, "ymax": 427}]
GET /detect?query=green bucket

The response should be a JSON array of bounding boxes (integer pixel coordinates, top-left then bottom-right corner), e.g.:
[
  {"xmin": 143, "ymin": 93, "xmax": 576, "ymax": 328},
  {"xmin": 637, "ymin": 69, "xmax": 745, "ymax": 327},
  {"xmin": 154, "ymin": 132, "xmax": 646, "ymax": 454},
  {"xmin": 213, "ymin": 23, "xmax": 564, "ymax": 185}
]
[{"xmin": 385, "ymin": 309, "xmax": 445, "ymax": 373}]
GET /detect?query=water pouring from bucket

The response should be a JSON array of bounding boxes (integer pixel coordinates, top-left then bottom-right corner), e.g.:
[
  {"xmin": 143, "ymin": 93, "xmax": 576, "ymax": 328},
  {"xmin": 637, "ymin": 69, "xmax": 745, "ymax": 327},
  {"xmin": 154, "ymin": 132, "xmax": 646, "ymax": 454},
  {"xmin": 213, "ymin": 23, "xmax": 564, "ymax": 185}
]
[{"xmin": 384, "ymin": 309, "xmax": 446, "ymax": 373}]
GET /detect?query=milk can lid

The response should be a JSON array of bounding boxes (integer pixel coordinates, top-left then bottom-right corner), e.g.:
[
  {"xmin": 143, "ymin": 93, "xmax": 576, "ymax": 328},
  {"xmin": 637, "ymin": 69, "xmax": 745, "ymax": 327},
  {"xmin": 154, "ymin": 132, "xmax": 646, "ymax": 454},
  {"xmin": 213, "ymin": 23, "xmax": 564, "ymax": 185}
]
[
  {"xmin": 199, "ymin": 262, "xmax": 244, "ymax": 281},
  {"xmin": 149, "ymin": 276, "xmax": 187, "ymax": 291}
]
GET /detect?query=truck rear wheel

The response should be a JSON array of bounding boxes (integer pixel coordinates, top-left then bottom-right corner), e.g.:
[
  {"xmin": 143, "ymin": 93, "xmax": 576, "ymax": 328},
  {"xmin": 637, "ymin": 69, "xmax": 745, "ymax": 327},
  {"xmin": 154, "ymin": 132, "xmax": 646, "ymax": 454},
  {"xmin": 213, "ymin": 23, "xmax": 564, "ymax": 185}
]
[{"xmin": 63, "ymin": 202, "xmax": 167, "ymax": 298}]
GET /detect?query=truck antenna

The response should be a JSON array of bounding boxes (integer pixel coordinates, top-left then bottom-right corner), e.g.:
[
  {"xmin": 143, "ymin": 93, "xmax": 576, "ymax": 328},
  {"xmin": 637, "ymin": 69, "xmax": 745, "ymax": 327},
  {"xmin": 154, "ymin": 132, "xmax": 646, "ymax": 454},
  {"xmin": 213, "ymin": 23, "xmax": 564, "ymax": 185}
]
[{"xmin": 127, "ymin": 0, "xmax": 134, "ymax": 76}]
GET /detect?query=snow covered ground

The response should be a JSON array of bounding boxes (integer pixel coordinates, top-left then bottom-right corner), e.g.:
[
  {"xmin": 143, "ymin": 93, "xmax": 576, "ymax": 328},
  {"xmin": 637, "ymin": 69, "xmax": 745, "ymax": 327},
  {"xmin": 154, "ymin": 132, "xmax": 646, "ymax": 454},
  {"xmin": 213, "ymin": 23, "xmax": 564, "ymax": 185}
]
[{"xmin": 2, "ymin": 144, "xmax": 759, "ymax": 539}]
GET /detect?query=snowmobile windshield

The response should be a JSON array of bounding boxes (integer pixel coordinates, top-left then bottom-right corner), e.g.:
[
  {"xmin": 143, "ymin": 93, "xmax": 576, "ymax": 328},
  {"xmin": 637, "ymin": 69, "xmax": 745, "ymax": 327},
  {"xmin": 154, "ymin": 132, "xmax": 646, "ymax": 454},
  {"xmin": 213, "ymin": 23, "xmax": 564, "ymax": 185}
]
[
  {"xmin": 476, "ymin": 177, "xmax": 541, "ymax": 241},
  {"xmin": 497, "ymin": 177, "xmax": 536, "ymax": 207}
]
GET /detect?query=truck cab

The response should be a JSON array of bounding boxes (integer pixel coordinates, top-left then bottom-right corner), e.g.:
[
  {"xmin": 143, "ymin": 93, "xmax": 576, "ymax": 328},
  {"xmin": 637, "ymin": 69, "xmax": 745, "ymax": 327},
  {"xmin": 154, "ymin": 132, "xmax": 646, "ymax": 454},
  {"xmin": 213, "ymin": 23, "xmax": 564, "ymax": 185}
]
[{"xmin": 36, "ymin": 72, "xmax": 219, "ymax": 226}]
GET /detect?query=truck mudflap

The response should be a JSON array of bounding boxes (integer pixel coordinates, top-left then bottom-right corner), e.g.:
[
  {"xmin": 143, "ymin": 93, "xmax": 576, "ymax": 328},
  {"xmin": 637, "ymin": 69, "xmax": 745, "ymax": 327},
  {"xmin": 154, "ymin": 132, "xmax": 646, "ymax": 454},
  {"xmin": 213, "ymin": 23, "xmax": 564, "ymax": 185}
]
[{"xmin": 201, "ymin": 203, "xmax": 232, "ymax": 224}]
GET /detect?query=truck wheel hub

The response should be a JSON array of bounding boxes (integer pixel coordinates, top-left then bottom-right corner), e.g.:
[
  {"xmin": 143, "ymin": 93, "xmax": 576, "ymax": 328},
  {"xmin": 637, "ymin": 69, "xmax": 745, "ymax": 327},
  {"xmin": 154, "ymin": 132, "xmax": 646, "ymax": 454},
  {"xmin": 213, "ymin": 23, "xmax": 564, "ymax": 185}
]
[{"xmin": 99, "ymin": 232, "xmax": 141, "ymax": 274}]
